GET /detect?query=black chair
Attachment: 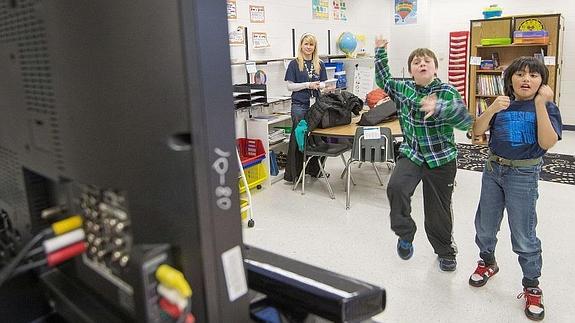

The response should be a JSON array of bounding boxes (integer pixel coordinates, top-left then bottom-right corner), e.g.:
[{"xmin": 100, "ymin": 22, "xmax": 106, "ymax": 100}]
[
  {"xmin": 344, "ymin": 127, "xmax": 395, "ymax": 209},
  {"xmin": 293, "ymin": 133, "xmax": 351, "ymax": 199}
]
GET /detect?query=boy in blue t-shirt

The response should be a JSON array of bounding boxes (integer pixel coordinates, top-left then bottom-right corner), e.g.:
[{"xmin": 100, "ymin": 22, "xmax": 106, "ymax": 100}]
[{"xmin": 469, "ymin": 56, "xmax": 562, "ymax": 321}]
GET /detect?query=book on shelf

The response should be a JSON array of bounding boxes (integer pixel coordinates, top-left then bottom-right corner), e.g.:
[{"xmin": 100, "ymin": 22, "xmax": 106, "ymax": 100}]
[
  {"xmin": 534, "ymin": 48, "xmax": 544, "ymax": 64},
  {"xmin": 476, "ymin": 74, "xmax": 504, "ymax": 96},
  {"xmin": 476, "ymin": 98, "xmax": 489, "ymax": 116},
  {"xmin": 491, "ymin": 52, "xmax": 500, "ymax": 69}
]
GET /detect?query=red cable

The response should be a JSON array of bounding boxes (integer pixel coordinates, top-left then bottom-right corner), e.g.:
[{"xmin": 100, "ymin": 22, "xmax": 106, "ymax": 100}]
[
  {"xmin": 159, "ymin": 297, "xmax": 181, "ymax": 318},
  {"xmin": 185, "ymin": 313, "xmax": 196, "ymax": 323},
  {"xmin": 46, "ymin": 242, "xmax": 87, "ymax": 267}
]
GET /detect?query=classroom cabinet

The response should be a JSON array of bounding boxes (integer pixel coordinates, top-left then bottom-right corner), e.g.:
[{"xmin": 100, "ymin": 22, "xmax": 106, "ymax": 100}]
[{"xmin": 468, "ymin": 14, "xmax": 564, "ymax": 144}]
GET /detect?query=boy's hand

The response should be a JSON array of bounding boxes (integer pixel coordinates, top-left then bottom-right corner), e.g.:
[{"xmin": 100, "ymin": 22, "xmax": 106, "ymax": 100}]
[
  {"xmin": 535, "ymin": 85, "xmax": 554, "ymax": 104},
  {"xmin": 420, "ymin": 94, "xmax": 437, "ymax": 120},
  {"xmin": 489, "ymin": 96, "xmax": 510, "ymax": 113},
  {"xmin": 375, "ymin": 36, "xmax": 388, "ymax": 49}
]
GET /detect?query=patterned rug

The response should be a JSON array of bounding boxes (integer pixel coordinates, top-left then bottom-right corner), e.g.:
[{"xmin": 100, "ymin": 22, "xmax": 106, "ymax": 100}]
[{"xmin": 456, "ymin": 143, "xmax": 575, "ymax": 185}]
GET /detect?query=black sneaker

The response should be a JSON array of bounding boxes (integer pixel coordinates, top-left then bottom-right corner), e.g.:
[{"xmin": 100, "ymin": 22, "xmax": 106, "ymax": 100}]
[
  {"xmin": 397, "ymin": 239, "xmax": 413, "ymax": 260},
  {"xmin": 439, "ymin": 257, "xmax": 457, "ymax": 271}
]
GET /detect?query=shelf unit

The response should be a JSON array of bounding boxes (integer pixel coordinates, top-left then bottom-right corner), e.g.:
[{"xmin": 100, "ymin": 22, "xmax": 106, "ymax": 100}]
[
  {"xmin": 233, "ymin": 84, "xmax": 267, "ymax": 110},
  {"xmin": 246, "ymin": 113, "xmax": 292, "ymax": 186},
  {"xmin": 468, "ymin": 14, "xmax": 563, "ymax": 144}
]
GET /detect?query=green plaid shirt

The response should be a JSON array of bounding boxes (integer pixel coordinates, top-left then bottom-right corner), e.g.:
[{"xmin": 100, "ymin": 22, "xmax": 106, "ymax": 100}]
[{"xmin": 375, "ymin": 47, "xmax": 472, "ymax": 168}]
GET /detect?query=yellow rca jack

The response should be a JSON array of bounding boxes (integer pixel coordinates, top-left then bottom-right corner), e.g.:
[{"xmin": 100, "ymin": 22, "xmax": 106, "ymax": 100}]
[
  {"xmin": 52, "ymin": 215, "xmax": 83, "ymax": 235},
  {"xmin": 155, "ymin": 264, "xmax": 192, "ymax": 298}
]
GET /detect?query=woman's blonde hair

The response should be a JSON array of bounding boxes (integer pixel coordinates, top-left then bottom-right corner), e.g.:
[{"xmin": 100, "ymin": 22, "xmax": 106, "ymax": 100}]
[{"xmin": 297, "ymin": 33, "xmax": 321, "ymax": 75}]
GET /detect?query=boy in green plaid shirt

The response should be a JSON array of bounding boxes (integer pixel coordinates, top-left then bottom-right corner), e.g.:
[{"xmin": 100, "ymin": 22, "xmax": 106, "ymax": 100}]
[{"xmin": 374, "ymin": 37, "xmax": 472, "ymax": 271}]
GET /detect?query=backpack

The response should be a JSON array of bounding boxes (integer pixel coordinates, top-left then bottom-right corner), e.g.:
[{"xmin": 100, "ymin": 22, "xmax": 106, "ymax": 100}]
[
  {"xmin": 319, "ymin": 109, "xmax": 352, "ymax": 129},
  {"xmin": 357, "ymin": 100, "xmax": 397, "ymax": 126}
]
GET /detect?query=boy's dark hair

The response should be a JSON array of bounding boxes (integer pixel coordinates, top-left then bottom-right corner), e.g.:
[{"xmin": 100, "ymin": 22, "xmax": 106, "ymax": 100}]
[
  {"xmin": 407, "ymin": 48, "xmax": 438, "ymax": 73},
  {"xmin": 503, "ymin": 56, "xmax": 549, "ymax": 99}
]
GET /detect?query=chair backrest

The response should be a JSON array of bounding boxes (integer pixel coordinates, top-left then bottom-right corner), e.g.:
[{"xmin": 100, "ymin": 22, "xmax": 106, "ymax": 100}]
[
  {"xmin": 351, "ymin": 127, "xmax": 394, "ymax": 163},
  {"xmin": 303, "ymin": 132, "xmax": 324, "ymax": 152}
]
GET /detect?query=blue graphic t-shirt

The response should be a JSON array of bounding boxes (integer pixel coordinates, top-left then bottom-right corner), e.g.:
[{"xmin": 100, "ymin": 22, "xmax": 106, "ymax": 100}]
[
  {"xmin": 489, "ymin": 99, "xmax": 562, "ymax": 160},
  {"xmin": 284, "ymin": 59, "xmax": 327, "ymax": 106}
]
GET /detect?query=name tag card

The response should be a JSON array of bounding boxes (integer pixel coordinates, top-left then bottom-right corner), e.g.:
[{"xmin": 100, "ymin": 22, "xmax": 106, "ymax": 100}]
[{"xmin": 363, "ymin": 127, "xmax": 381, "ymax": 140}]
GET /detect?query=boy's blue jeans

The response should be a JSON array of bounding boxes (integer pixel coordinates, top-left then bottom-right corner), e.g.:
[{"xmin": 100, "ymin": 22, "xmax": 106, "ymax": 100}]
[{"xmin": 474, "ymin": 160, "xmax": 542, "ymax": 288}]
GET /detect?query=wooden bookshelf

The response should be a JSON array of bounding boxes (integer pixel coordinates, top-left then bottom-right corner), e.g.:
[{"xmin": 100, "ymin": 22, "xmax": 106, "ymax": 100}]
[{"xmin": 468, "ymin": 14, "xmax": 564, "ymax": 144}]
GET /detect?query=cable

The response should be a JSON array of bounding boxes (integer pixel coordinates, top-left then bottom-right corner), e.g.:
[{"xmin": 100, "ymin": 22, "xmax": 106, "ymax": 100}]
[
  {"xmin": 155, "ymin": 264, "xmax": 192, "ymax": 298},
  {"xmin": 10, "ymin": 242, "xmax": 86, "ymax": 279},
  {"xmin": 25, "ymin": 246, "xmax": 44, "ymax": 259},
  {"xmin": 157, "ymin": 284, "xmax": 188, "ymax": 310},
  {"xmin": 176, "ymin": 300, "xmax": 192, "ymax": 323},
  {"xmin": 46, "ymin": 241, "xmax": 86, "ymax": 267},
  {"xmin": 10, "ymin": 259, "xmax": 48, "ymax": 278},
  {"xmin": 0, "ymin": 215, "xmax": 84, "ymax": 287},
  {"xmin": 0, "ymin": 228, "xmax": 51, "ymax": 288},
  {"xmin": 43, "ymin": 229, "xmax": 85, "ymax": 254},
  {"xmin": 51, "ymin": 215, "xmax": 83, "ymax": 236},
  {"xmin": 6, "ymin": 235, "xmax": 87, "ymax": 280}
]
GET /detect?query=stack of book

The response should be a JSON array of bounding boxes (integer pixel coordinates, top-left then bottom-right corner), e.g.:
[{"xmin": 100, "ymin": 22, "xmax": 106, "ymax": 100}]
[
  {"xmin": 513, "ymin": 30, "xmax": 549, "ymax": 44},
  {"xmin": 268, "ymin": 128, "xmax": 286, "ymax": 146}
]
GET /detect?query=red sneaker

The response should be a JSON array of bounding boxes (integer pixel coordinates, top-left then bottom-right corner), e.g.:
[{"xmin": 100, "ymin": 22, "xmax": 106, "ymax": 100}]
[
  {"xmin": 468, "ymin": 260, "xmax": 499, "ymax": 287},
  {"xmin": 517, "ymin": 287, "xmax": 545, "ymax": 321}
]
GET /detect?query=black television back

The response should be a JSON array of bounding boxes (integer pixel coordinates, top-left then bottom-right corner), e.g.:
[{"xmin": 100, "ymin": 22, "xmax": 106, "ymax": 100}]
[{"xmin": 0, "ymin": 0, "xmax": 249, "ymax": 321}]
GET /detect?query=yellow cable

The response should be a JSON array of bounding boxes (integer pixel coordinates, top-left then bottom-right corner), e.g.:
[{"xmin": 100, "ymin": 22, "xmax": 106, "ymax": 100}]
[
  {"xmin": 155, "ymin": 264, "xmax": 192, "ymax": 298},
  {"xmin": 52, "ymin": 215, "xmax": 83, "ymax": 235}
]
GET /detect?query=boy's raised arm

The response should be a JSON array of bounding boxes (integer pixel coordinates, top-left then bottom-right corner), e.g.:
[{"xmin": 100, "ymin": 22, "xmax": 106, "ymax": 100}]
[{"xmin": 374, "ymin": 37, "xmax": 401, "ymax": 98}]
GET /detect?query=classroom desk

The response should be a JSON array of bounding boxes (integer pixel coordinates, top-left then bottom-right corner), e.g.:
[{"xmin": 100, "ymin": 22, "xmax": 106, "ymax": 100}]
[
  {"xmin": 311, "ymin": 117, "xmax": 402, "ymax": 138},
  {"xmin": 310, "ymin": 114, "xmax": 401, "ymax": 209}
]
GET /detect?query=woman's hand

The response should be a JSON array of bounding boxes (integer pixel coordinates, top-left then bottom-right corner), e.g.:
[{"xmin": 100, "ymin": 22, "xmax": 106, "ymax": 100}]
[
  {"xmin": 308, "ymin": 81, "xmax": 321, "ymax": 90},
  {"xmin": 375, "ymin": 36, "xmax": 388, "ymax": 49}
]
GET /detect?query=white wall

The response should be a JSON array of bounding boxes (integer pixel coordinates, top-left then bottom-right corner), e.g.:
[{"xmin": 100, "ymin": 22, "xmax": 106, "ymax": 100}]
[
  {"xmin": 227, "ymin": 0, "xmax": 392, "ymax": 96},
  {"xmin": 227, "ymin": 0, "xmax": 575, "ymax": 126},
  {"xmin": 388, "ymin": 0, "xmax": 431, "ymax": 77}
]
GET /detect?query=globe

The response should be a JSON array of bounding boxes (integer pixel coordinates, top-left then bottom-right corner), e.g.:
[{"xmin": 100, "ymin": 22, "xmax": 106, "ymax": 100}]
[{"xmin": 338, "ymin": 32, "xmax": 357, "ymax": 56}]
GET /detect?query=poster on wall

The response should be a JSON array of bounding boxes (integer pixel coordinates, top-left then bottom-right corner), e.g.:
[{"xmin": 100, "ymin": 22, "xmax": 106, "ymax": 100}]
[
  {"xmin": 394, "ymin": 0, "xmax": 417, "ymax": 25},
  {"xmin": 312, "ymin": 0, "xmax": 329, "ymax": 20},
  {"xmin": 252, "ymin": 32, "xmax": 270, "ymax": 49},
  {"xmin": 353, "ymin": 66, "xmax": 374, "ymax": 102},
  {"xmin": 229, "ymin": 26, "xmax": 245, "ymax": 46},
  {"xmin": 249, "ymin": 5, "xmax": 265, "ymax": 23},
  {"xmin": 332, "ymin": 0, "xmax": 347, "ymax": 21},
  {"xmin": 227, "ymin": 0, "xmax": 237, "ymax": 19}
]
